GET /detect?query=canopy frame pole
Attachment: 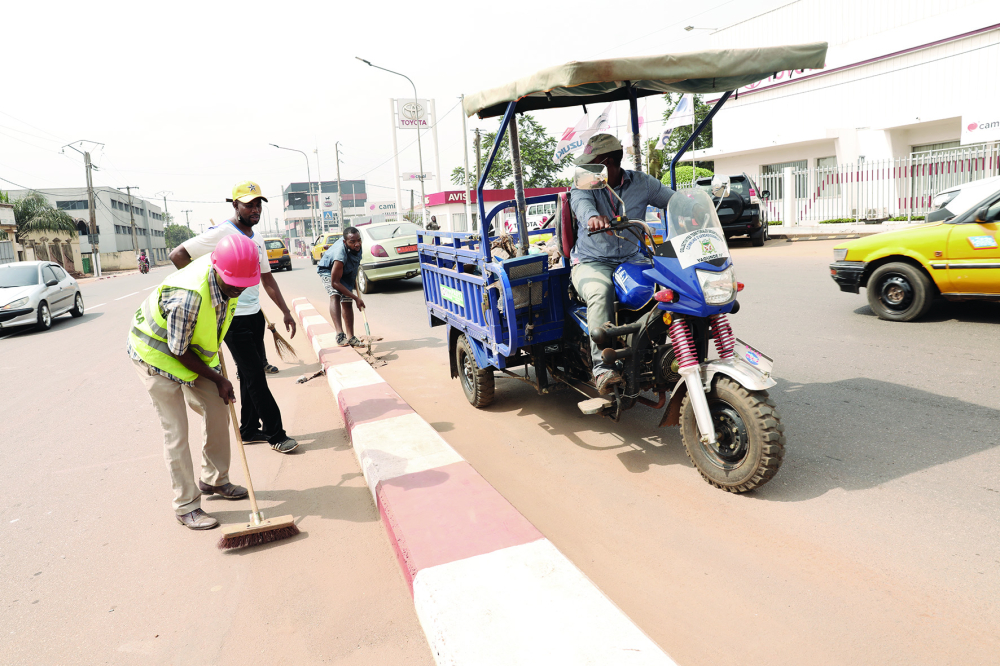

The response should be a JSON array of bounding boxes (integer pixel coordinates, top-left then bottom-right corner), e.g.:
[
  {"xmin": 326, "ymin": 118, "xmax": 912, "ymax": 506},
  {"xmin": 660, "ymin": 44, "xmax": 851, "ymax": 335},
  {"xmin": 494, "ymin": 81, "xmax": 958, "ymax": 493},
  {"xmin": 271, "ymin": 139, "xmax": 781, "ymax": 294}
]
[
  {"xmin": 508, "ymin": 114, "xmax": 530, "ymax": 256},
  {"xmin": 670, "ymin": 90, "xmax": 733, "ymax": 189},
  {"xmin": 477, "ymin": 101, "xmax": 518, "ymax": 261},
  {"xmin": 627, "ymin": 83, "xmax": 642, "ymax": 173}
]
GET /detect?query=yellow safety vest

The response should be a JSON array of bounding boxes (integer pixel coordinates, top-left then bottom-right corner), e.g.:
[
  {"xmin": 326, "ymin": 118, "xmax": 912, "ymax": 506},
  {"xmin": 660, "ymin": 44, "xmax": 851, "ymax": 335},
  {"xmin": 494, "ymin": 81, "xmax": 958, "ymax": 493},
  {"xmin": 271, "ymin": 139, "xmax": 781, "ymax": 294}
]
[{"xmin": 128, "ymin": 255, "xmax": 237, "ymax": 382}]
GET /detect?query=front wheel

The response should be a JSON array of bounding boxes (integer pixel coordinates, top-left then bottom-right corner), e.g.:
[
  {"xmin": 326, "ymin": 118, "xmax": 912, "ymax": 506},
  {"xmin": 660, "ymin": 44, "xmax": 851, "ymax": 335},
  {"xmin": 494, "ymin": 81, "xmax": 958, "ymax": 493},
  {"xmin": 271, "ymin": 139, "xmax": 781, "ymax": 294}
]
[
  {"xmin": 36, "ymin": 302, "xmax": 52, "ymax": 331},
  {"xmin": 679, "ymin": 377, "xmax": 785, "ymax": 493},
  {"xmin": 455, "ymin": 334, "xmax": 494, "ymax": 408},
  {"xmin": 866, "ymin": 262, "xmax": 933, "ymax": 322}
]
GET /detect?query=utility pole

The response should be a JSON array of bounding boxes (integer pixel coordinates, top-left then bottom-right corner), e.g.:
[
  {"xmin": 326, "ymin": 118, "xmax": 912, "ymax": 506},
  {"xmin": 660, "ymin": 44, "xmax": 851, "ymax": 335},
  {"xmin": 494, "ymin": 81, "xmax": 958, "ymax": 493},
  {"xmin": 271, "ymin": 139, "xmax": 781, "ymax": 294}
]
[
  {"xmin": 314, "ymin": 147, "xmax": 325, "ymax": 234},
  {"xmin": 182, "ymin": 209, "xmax": 192, "ymax": 229},
  {"xmin": 474, "ymin": 129, "xmax": 482, "ymax": 231},
  {"xmin": 61, "ymin": 140, "xmax": 103, "ymax": 277},
  {"xmin": 461, "ymin": 94, "xmax": 472, "ymax": 233},
  {"xmin": 334, "ymin": 142, "xmax": 345, "ymax": 232},
  {"xmin": 120, "ymin": 186, "xmax": 140, "ymax": 261}
]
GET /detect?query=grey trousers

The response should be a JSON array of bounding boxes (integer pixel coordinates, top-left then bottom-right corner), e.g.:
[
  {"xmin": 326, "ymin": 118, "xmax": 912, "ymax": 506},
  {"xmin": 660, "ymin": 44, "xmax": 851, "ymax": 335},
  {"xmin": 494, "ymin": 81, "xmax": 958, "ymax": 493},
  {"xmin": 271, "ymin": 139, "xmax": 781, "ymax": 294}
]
[
  {"xmin": 571, "ymin": 261, "xmax": 618, "ymax": 377},
  {"xmin": 133, "ymin": 360, "xmax": 231, "ymax": 515}
]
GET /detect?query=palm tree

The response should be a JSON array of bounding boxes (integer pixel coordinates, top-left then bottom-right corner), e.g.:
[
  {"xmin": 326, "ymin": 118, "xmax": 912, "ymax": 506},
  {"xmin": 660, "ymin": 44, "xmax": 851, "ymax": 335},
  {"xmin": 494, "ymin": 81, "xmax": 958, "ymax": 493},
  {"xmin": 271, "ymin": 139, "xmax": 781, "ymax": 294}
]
[{"xmin": 12, "ymin": 192, "xmax": 77, "ymax": 245}]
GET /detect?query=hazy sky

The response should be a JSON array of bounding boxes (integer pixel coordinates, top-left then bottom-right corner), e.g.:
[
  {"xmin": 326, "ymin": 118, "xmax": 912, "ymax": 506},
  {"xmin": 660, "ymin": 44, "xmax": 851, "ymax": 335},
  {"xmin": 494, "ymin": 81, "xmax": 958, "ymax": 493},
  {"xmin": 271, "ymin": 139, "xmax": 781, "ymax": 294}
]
[{"xmin": 1, "ymin": 0, "xmax": 790, "ymax": 231}]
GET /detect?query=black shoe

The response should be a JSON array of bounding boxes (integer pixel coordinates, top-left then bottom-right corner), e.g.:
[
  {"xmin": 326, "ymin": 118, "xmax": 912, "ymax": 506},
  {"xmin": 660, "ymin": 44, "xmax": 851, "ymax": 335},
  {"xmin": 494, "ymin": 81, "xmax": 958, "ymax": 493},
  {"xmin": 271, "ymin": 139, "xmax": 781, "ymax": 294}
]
[{"xmin": 241, "ymin": 430, "xmax": 268, "ymax": 444}]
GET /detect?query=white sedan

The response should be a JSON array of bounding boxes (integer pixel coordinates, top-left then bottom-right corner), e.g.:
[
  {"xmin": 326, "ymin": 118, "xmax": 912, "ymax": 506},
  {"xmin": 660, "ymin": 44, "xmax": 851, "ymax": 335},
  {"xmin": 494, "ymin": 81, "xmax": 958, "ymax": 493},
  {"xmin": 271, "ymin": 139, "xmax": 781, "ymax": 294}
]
[{"xmin": 0, "ymin": 261, "xmax": 84, "ymax": 331}]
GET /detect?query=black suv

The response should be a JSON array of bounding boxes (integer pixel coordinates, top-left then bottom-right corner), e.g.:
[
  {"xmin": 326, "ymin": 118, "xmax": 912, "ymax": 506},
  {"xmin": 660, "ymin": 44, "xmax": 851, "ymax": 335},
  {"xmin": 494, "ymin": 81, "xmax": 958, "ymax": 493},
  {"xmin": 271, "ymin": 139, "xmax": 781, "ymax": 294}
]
[{"xmin": 694, "ymin": 174, "xmax": 769, "ymax": 246}]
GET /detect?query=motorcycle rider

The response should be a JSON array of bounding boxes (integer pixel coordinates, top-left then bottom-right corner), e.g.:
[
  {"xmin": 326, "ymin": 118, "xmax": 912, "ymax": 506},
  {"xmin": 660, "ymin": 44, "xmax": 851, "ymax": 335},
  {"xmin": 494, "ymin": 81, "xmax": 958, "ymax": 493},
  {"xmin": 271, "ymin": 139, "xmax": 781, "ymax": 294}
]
[
  {"xmin": 138, "ymin": 249, "xmax": 149, "ymax": 273},
  {"xmin": 569, "ymin": 134, "xmax": 675, "ymax": 394}
]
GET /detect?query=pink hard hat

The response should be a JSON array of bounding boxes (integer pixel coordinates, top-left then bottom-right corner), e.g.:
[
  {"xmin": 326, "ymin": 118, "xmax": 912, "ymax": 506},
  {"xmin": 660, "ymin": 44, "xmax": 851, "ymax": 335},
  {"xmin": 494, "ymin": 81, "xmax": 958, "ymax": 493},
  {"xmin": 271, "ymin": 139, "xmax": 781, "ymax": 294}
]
[{"xmin": 212, "ymin": 234, "xmax": 260, "ymax": 288}]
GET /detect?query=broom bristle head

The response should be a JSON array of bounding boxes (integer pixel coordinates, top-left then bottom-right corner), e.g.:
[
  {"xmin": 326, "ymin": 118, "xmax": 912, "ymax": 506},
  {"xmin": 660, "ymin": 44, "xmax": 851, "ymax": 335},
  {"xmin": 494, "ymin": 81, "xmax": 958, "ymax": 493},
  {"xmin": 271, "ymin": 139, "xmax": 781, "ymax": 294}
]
[
  {"xmin": 217, "ymin": 523, "xmax": 300, "ymax": 551},
  {"xmin": 269, "ymin": 330, "xmax": 299, "ymax": 363}
]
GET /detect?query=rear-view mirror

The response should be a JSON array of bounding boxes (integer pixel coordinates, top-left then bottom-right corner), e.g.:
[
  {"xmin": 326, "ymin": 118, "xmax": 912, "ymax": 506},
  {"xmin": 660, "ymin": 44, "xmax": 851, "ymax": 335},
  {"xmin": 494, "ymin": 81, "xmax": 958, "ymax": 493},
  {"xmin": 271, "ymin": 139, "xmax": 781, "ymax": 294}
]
[
  {"xmin": 711, "ymin": 174, "xmax": 731, "ymax": 199},
  {"xmin": 45, "ymin": 279, "xmax": 58, "ymax": 287},
  {"xmin": 975, "ymin": 206, "xmax": 990, "ymax": 223},
  {"xmin": 760, "ymin": 190, "xmax": 771, "ymax": 199},
  {"xmin": 574, "ymin": 164, "xmax": 608, "ymax": 191}
]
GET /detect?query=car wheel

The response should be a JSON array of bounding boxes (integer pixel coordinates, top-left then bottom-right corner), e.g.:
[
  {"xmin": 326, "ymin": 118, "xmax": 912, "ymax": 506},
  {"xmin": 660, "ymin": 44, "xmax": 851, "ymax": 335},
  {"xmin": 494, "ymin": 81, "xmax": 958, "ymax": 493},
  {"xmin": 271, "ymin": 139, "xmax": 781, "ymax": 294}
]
[
  {"xmin": 311, "ymin": 255, "xmax": 317, "ymax": 265},
  {"xmin": 69, "ymin": 293, "xmax": 85, "ymax": 317},
  {"xmin": 36, "ymin": 301, "xmax": 52, "ymax": 331},
  {"xmin": 357, "ymin": 268, "xmax": 373, "ymax": 294},
  {"xmin": 866, "ymin": 262, "xmax": 934, "ymax": 322},
  {"xmin": 750, "ymin": 225, "xmax": 765, "ymax": 247}
]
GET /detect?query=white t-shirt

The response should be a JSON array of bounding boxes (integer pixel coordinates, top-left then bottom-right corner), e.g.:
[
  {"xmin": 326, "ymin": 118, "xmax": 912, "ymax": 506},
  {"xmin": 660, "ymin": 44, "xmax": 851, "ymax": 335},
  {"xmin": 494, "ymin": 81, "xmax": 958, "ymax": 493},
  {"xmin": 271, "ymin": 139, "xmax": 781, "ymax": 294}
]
[{"xmin": 180, "ymin": 221, "xmax": 270, "ymax": 317}]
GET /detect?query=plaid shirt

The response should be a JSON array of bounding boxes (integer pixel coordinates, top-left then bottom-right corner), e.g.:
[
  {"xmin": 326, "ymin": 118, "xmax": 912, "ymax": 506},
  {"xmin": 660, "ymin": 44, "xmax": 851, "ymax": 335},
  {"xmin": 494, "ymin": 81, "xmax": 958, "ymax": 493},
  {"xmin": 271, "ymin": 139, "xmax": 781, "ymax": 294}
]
[{"xmin": 128, "ymin": 270, "xmax": 229, "ymax": 385}]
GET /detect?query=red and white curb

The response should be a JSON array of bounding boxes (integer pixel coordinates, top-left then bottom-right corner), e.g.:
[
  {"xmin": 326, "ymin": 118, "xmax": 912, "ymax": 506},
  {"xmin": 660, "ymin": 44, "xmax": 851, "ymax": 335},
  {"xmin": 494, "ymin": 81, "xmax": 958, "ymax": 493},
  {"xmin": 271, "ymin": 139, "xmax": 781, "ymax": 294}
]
[{"xmin": 292, "ymin": 297, "xmax": 676, "ymax": 665}]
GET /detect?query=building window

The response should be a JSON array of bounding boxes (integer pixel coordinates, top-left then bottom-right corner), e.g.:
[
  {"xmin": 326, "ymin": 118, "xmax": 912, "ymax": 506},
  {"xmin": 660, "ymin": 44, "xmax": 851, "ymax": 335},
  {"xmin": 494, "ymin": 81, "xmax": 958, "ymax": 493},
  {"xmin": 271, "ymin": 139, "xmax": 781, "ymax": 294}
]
[
  {"xmin": 815, "ymin": 156, "xmax": 840, "ymax": 198},
  {"xmin": 911, "ymin": 141, "xmax": 961, "ymax": 155},
  {"xmin": 761, "ymin": 160, "xmax": 807, "ymax": 199},
  {"xmin": 57, "ymin": 200, "xmax": 89, "ymax": 210}
]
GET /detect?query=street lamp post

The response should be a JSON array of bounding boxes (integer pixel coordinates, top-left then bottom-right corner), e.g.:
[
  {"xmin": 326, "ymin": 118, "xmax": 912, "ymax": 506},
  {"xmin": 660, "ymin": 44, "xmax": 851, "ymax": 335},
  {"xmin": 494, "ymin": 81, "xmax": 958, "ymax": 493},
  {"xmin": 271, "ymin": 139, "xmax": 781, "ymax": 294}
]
[
  {"xmin": 270, "ymin": 143, "xmax": 316, "ymax": 239},
  {"xmin": 356, "ymin": 57, "xmax": 427, "ymax": 226}
]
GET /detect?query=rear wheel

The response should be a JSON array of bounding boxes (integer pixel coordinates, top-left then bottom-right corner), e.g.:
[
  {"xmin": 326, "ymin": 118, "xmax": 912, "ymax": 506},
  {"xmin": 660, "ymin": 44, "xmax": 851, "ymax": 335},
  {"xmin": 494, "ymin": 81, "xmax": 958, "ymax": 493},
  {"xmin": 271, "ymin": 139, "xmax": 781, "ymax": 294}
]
[
  {"xmin": 455, "ymin": 334, "xmax": 494, "ymax": 408},
  {"xmin": 36, "ymin": 302, "xmax": 52, "ymax": 331},
  {"xmin": 866, "ymin": 262, "xmax": 933, "ymax": 322},
  {"xmin": 357, "ymin": 268, "xmax": 373, "ymax": 294},
  {"xmin": 680, "ymin": 377, "xmax": 785, "ymax": 493},
  {"xmin": 311, "ymin": 255, "xmax": 317, "ymax": 265},
  {"xmin": 69, "ymin": 293, "xmax": 84, "ymax": 317},
  {"xmin": 750, "ymin": 224, "xmax": 765, "ymax": 246}
]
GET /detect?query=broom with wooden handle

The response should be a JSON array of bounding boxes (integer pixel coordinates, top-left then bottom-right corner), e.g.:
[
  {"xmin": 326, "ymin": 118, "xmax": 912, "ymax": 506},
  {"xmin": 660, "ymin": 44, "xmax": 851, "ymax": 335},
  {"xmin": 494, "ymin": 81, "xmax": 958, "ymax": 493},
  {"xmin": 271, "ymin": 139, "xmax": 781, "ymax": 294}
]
[
  {"xmin": 262, "ymin": 311, "xmax": 298, "ymax": 363},
  {"xmin": 216, "ymin": 354, "xmax": 299, "ymax": 551}
]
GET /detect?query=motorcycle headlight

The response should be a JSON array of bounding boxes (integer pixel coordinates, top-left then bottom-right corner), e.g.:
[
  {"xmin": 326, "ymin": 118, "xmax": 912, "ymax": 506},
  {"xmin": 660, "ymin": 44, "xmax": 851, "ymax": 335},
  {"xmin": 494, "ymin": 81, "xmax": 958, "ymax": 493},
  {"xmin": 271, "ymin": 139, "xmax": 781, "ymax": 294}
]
[
  {"xmin": 696, "ymin": 266, "xmax": 736, "ymax": 305},
  {"xmin": 1, "ymin": 297, "xmax": 29, "ymax": 310},
  {"xmin": 833, "ymin": 248, "xmax": 848, "ymax": 262}
]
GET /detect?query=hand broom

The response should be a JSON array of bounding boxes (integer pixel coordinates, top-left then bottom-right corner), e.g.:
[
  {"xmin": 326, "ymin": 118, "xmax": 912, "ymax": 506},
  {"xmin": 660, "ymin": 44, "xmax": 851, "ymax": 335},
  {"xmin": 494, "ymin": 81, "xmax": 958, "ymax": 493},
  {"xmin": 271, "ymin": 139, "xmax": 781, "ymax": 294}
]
[
  {"xmin": 262, "ymin": 311, "xmax": 298, "ymax": 363},
  {"xmin": 216, "ymin": 355, "xmax": 299, "ymax": 551}
]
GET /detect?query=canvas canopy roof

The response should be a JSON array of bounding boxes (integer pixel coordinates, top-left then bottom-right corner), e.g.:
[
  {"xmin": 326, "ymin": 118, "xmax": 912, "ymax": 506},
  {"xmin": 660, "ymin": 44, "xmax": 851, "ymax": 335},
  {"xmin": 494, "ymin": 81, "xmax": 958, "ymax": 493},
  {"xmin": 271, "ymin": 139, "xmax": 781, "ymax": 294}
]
[{"xmin": 464, "ymin": 42, "xmax": 828, "ymax": 119}]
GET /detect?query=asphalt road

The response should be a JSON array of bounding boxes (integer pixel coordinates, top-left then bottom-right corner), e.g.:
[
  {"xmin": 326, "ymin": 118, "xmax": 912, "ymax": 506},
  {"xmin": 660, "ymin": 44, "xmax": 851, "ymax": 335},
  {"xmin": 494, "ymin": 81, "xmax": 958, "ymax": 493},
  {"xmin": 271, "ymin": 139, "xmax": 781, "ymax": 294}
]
[
  {"xmin": 0, "ymin": 265, "xmax": 433, "ymax": 666},
  {"xmin": 281, "ymin": 238, "xmax": 1000, "ymax": 666}
]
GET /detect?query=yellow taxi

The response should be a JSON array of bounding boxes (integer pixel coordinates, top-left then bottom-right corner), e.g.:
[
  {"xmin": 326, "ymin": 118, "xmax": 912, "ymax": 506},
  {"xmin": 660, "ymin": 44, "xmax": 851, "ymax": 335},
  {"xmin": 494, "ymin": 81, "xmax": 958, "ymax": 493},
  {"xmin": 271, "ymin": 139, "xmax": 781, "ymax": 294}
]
[
  {"xmin": 262, "ymin": 237, "xmax": 291, "ymax": 271},
  {"xmin": 310, "ymin": 232, "xmax": 342, "ymax": 265},
  {"xmin": 829, "ymin": 188, "xmax": 1000, "ymax": 321}
]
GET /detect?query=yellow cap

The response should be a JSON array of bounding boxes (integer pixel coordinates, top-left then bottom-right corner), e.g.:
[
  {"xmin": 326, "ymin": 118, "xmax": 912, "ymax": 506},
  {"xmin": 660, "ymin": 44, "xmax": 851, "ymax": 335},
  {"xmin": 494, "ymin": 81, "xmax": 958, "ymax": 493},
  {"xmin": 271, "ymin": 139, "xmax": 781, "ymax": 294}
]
[{"xmin": 227, "ymin": 180, "xmax": 268, "ymax": 203}]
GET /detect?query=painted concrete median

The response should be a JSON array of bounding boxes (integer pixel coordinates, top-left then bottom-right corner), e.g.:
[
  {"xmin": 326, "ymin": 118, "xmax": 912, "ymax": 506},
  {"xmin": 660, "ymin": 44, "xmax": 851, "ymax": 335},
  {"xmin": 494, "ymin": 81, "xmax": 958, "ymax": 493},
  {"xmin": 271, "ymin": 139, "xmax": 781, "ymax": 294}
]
[{"xmin": 292, "ymin": 296, "xmax": 676, "ymax": 665}]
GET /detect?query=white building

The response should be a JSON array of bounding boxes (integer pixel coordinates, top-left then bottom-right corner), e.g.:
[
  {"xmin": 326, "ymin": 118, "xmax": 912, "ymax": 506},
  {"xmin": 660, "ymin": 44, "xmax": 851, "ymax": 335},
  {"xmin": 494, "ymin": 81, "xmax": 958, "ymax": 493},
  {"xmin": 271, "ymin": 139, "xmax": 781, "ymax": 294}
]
[
  {"xmin": 6, "ymin": 187, "xmax": 167, "ymax": 271},
  {"xmin": 688, "ymin": 0, "xmax": 1000, "ymax": 222}
]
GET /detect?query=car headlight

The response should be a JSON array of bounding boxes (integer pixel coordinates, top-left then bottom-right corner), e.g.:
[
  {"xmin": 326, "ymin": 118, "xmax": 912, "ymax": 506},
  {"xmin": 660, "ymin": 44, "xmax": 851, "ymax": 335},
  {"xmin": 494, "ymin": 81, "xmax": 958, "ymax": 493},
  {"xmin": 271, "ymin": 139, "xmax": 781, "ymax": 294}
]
[
  {"xmin": 1, "ymin": 297, "xmax": 29, "ymax": 310},
  {"xmin": 696, "ymin": 266, "xmax": 736, "ymax": 305},
  {"xmin": 931, "ymin": 190, "xmax": 958, "ymax": 211},
  {"xmin": 833, "ymin": 248, "xmax": 848, "ymax": 262}
]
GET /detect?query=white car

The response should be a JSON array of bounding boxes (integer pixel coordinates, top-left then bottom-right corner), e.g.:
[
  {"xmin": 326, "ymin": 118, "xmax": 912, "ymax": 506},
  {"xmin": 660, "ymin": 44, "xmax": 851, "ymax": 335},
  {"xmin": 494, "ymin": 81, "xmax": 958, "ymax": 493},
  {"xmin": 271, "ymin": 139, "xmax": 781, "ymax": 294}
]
[
  {"xmin": 926, "ymin": 175, "xmax": 1000, "ymax": 222},
  {"xmin": 0, "ymin": 261, "xmax": 84, "ymax": 331}
]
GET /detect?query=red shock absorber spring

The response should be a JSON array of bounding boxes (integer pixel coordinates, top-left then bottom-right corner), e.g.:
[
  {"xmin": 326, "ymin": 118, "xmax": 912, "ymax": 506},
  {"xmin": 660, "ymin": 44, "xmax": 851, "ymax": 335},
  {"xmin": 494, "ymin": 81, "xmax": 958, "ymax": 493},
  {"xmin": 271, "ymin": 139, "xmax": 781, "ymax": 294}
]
[
  {"xmin": 710, "ymin": 313, "xmax": 735, "ymax": 359},
  {"xmin": 668, "ymin": 318, "xmax": 699, "ymax": 370}
]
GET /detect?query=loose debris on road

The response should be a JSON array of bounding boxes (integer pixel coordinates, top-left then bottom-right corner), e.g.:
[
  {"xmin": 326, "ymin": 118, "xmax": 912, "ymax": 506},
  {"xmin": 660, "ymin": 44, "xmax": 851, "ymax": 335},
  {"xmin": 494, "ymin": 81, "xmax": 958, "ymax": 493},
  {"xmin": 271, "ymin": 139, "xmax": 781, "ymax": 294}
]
[
  {"xmin": 296, "ymin": 369, "xmax": 326, "ymax": 384},
  {"xmin": 359, "ymin": 336, "xmax": 387, "ymax": 368}
]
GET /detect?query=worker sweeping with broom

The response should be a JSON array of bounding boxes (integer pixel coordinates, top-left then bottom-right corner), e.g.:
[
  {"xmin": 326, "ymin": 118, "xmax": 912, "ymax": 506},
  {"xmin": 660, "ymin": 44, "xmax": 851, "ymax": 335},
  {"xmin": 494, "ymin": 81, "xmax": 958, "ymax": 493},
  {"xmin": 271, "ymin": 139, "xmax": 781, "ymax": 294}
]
[{"xmin": 128, "ymin": 234, "xmax": 258, "ymax": 531}]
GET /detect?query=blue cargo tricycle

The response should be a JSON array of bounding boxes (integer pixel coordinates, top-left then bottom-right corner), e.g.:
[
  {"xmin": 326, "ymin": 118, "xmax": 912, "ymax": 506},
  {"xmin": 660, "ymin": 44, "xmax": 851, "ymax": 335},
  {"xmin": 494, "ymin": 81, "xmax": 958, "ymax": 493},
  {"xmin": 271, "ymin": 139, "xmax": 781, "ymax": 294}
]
[{"xmin": 419, "ymin": 43, "xmax": 827, "ymax": 492}]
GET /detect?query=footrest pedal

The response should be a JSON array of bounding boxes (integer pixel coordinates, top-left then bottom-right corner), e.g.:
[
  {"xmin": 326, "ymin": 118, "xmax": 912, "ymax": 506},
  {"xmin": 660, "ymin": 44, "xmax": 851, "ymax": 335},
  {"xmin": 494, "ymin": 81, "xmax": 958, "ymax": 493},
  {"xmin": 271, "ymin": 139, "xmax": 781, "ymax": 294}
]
[{"xmin": 578, "ymin": 397, "xmax": 612, "ymax": 415}]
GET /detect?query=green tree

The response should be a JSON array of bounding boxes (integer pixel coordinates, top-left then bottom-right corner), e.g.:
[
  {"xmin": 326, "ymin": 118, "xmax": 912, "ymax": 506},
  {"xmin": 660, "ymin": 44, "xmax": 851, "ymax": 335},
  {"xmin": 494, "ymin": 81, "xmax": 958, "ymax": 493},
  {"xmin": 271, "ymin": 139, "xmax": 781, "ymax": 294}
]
[
  {"xmin": 0, "ymin": 190, "xmax": 8, "ymax": 239},
  {"xmin": 451, "ymin": 115, "xmax": 573, "ymax": 190},
  {"xmin": 12, "ymin": 192, "xmax": 77, "ymax": 244},
  {"xmin": 660, "ymin": 165, "xmax": 714, "ymax": 188},
  {"xmin": 164, "ymin": 223, "xmax": 195, "ymax": 249}
]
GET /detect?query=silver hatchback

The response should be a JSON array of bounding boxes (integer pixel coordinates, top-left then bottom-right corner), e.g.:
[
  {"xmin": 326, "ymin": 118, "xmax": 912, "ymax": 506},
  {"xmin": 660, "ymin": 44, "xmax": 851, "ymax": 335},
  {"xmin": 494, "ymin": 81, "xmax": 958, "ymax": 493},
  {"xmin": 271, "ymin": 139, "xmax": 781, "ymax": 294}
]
[{"xmin": 0, "ymin": 261, "xmax": 84, "ymax": 331}]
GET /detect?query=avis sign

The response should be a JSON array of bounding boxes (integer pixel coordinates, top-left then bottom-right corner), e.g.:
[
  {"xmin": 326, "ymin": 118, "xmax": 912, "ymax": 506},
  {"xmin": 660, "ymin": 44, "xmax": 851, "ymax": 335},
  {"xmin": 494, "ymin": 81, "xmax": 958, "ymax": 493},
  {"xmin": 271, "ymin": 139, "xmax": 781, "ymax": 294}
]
[{"xmin": 397, "ymin": 99, "xmax": 430, "ymax": 130}]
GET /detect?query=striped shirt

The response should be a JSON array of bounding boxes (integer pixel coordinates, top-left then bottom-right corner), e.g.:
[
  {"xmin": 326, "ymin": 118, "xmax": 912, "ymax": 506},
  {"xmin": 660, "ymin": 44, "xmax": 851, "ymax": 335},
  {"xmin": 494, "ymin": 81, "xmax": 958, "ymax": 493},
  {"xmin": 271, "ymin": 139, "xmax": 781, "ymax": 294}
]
[{"xmin": 127, "ymin": 270, "xmax": 229, "ymax": 385}]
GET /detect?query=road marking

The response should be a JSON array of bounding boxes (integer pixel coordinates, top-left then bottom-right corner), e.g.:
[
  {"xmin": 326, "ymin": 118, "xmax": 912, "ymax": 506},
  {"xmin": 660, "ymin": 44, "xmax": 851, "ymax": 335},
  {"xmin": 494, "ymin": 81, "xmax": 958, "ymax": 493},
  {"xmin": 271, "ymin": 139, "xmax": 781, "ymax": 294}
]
[
  {"xmin": 0, "ymin": 330, "xmax": 25, "ymax": 341},
  {"xmin": 89, "ymin": 303, "xmax": 106, "ymax": 309},
  {"xmin": 143, "ymin": 286, "xmax": 156, "ymax": 290},
  {"xmin": 115, "ymin": 291, "xmax": 140, "ymax": 300}
]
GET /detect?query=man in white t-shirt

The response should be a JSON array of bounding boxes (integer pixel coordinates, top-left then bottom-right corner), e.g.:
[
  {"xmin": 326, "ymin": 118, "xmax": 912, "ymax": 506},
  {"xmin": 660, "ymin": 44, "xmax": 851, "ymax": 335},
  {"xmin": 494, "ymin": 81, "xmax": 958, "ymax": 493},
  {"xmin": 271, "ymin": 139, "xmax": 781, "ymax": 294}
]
[{"xmin": 168, "ymin": 180, "xmax": 299, "ymax": 454}]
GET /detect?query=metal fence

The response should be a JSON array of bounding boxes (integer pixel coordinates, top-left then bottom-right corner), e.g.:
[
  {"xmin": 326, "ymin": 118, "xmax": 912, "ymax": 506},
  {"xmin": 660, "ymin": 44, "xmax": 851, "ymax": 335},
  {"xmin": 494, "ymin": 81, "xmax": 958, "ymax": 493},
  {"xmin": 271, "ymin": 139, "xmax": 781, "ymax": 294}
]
[{"xmin": 755, "ymin": 143, "xmax": 1000, "ymax": 224}]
